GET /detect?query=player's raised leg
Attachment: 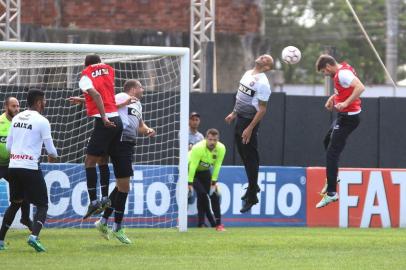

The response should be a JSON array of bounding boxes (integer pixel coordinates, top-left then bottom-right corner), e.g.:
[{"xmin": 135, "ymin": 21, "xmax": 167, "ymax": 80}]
[{"xmin": 111, "ymin": 184, "xmax": 131, "ymax": 244}]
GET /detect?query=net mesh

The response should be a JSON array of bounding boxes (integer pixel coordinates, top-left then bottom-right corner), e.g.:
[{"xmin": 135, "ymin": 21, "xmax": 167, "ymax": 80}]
[{"xmin": 0, "ymin": 49, "xmax": 182, "ymax": 228}]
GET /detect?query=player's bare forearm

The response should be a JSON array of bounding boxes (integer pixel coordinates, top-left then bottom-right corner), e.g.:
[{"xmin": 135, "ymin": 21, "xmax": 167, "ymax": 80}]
[
  {"xmin": 138, "ymin": 121, "xmax": 155, "ymax": 137},
  {"xmin": 344, "ymin": 81, "xmax": 365, "ymax": 106},
  {"xmin": 325, "ymin": 94, "xmax": 336, "ymax": 111},
  {"xmin": 87, "ymin": 88, "xmax": 107, "ymax": 117},
  {"xmin": 247, "ymin": 103, "xmax": 267, "ymax": 130},
  {"xmin": 116, "ymin": 97, "xmax": 138, "ymax": 108},
  {"xmin": 341, "ymin": 77, "xmax": 365, "ymax": 106},
  {"xmin": 68, "ymin": 96, "xmax": 85, "ymax": 105}
]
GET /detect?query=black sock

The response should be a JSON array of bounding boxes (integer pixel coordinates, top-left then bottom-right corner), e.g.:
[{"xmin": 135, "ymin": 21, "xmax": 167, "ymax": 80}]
[
  {"xmin": 0, "ymin": 202, "xmax": 21, "ymax": 241},
  {"xmin": 114, "ymin": 191, "xmax": 128, "ymax": 226},
  {"xmin": 85, "ymin": 167, "xmax": 98, "ymax": 202},
  {"xmin": 102, "ymin": 187, "xmax": 118, "ymax": 220},
  {"xmin": 32, "ymin": 206, "xmax": 48, "ymax": 237},
  {"xmin": 98, "ymin": 164, "xmax": 110, "ymax": 198},
  {"xmin": 20, "ymin": 201, "xmax": 30, "ymax": 221},
  {"xmin": 327, "ymin": 192, "xmax": 336, "ymax": 196}
]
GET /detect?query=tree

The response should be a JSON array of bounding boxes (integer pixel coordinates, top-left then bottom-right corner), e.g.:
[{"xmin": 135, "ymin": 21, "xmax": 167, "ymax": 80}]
[{"xmin": 264, "ymin": 0, "xmax": 404, "ymax": 85}]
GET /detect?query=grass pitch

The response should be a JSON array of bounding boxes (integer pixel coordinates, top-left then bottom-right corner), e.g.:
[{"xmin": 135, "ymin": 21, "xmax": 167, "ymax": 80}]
[{"xmin": 1, "ymin": 227, "xmax": 405, "ymax": 270}]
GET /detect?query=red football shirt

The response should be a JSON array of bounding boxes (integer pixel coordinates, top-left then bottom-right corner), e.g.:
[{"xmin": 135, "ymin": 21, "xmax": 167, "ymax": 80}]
[
  {"xmin": 333, "ymin": 62, "xmax": 361, "ymax": 113},
  {"xmin": 81, "ymin": 63, "xmax": 117, "ymax": 117}
]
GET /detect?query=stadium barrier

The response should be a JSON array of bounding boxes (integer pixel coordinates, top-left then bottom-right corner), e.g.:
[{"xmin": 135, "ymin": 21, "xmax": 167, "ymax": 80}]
[
  {"xmin": 307, "ymin": 167, "xmax": 406, "ymax": 228},
  {"xmin": 188, "ymin": 166, "xmax": 307, "ymax": 227},
  {"xmin": 0, "ymin": 165, "xmax": 405, "ymax": 228}
]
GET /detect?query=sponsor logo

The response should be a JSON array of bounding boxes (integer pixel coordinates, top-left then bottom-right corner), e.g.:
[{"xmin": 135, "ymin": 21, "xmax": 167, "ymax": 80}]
[
  {"xmin": 307, "ymin": 168, "xmax": 406, "ymax": 228},
  {"xmin": 188, "ymin": 167, "xmax": 306, "ymax": 225},
  {"xmin": 238, "ymin": 84, "xmax": 256, "ymax": 97},
  {"xmin": 128, "ymin": 107, "xmax": 142, "ymax": 119},
  {"xmin": 13, "ymin": 122, "xmax": 32, "ymax": 130},
  {"xmin": 91, "ymin": 68, "xmax": 109, "ymax": 78},
  {"xmin": 198, "ymin": 161, "xmax": 210, "ymax": 168},
  {"xmin": 10, "ymin": 153, "xmax": 33, "ymax": 160}
]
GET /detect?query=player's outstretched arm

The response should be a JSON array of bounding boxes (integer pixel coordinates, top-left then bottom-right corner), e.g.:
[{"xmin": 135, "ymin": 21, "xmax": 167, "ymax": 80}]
[
  {"xmin": 67, "ymin": 96, "xmax": 85, "ymax": 105},
  {"xmin": 116, "ymin": 96, "xmax": 139, "ymax": 108}
]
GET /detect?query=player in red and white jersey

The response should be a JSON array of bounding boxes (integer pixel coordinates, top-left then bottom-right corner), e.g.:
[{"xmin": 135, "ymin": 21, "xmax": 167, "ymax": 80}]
[
  {"xmin": 315, "ymin": 54, "xmax": 365, "ymax": 208},
  {"xmin": 78, "ymin": 55, "xmax": 123, "ymax": 219},
  {"xmin": 1, "ymin": 89, "xmax": 58, "ymax": 252}
]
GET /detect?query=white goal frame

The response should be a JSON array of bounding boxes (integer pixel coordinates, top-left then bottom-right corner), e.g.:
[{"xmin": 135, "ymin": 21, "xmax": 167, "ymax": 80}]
[{"xmin": 0, "ymin": 41, "xmax": 190, "ymax": 232}]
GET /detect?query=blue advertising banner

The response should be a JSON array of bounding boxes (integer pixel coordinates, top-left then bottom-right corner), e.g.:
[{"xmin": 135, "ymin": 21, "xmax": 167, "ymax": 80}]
[
  {"xmin": 188, "ymin": 166, "xmax": 307, "ymax": 227},
  {"xmin": 0, "ymin": 164, "xmax": 180, "ymax": 228},
  {"xmin": 0, "ymin": 165, "xmax": 306, "ymax": 228}
]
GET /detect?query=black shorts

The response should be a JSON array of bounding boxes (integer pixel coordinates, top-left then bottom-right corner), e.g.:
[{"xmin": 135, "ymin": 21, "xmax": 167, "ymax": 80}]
[
  {"xmin": 110, "ymin": 141, "xmax": 135, "ymax": 178},
  {"xmin": 8, "ymin": 168, "xmax": 48, "ymax": 207},
  {"xmin": 86, "ymin": 116, "xmax": 123, "ymax": 156},
  {"xmin": 0, "ymin": 165, "xmax": 9, "ymax": 181}
]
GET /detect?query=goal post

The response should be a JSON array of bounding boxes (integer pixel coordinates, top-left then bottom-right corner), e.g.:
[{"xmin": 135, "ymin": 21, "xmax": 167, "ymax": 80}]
[{"xmin": 0, "ymin": 41, "xmax": 190, "ymax": 232}]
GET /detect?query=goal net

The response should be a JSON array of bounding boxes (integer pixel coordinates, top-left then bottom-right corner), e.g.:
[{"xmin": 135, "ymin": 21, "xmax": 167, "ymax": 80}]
[{"xmin": 0, "ymin": 42, "xmax": 189, "ymax": 231}]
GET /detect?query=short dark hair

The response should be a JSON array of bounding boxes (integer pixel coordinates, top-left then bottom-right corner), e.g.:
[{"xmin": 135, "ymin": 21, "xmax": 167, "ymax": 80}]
[
  {"xmin": 85, "ymin": 54, "xmax": 101, "ymax": 67},
  {"xmin": 316, "ymin": 54, "xmax": 337, "ymax": 72},
  {"xmin": 123, "ymin": 79, "xmax": 141, "ymax": 93},
  {"xmin": 189, "ymin": 112, "xmax": 200, "ymax": 119},
  {"xmin": 206, "ymin": 128, "xmax": 219, "ymax": 138},
  {"xmin": 27, "ymin": 89, "xmax": 45, "ymax": 107}
]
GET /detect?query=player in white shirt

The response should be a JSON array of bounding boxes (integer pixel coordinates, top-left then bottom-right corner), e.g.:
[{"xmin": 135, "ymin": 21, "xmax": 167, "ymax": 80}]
[
  {"xmin": 225, "ymin": 54, "xmax": 273, "ymax": 213},
  {"xmin": 95, "ymin": 79, "xmax": 155, "ymax": 244},
  {"xmin": 70, "ymin": 80, "xmax": 155, "ymax": 244},
  {"xmin": 0, "ymin": 89, "xmax": 58, "ymax": 252}
]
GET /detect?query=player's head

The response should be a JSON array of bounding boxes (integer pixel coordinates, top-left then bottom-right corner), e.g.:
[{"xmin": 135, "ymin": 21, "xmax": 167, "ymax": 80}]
[
  {"xmin": 255, "ymin": 54, "xmax": 273, "ymax": 72},
  {"xmin": 27, "ymin": 89, "xmax": 46, "ymax": 113},
  {"xmin": 4, "ymin": 96, "xmax": 20, "ymax": 118},
  {"xmin": 123, "ymin": 79, "xmax": 144, "ymax": 99},
  {"xmin": 316, "ymin": 54, "xmax": 338, "ymax": 77},
  {"xmin": 189, "ymin": 112, "xmax": 201, "ymax": 131},
  {"xmin": 205, "ymin": 128, "xmax": 219, "ymax": 150},
  {"xmin": 84, "ymin": 54, "xmax": 101, "ymax": 67}
]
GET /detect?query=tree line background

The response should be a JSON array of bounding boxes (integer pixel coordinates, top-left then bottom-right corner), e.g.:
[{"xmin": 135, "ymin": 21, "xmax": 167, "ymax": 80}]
[{"xmin": 263, "ymin": 0, "xmax": 406, "ymax": 84}]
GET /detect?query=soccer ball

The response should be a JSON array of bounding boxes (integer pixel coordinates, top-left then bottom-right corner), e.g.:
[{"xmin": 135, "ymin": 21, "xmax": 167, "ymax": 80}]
[{"xmin": 281, "ymin": 46, "xmax": 301, "ymax": 64}]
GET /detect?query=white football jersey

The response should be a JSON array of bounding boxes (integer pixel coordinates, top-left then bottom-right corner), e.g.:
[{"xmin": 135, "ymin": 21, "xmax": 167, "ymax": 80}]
[
  {"xmin": 8, "ymin": 110, "xmax": 54, "ymax": 170},
  {"xmin": 234, "ymin": 70, "xmax": 271, "ymax": 119},
  {"xmin": 115, "ymin": 92, "xmax": 142, "ymax": 142}
]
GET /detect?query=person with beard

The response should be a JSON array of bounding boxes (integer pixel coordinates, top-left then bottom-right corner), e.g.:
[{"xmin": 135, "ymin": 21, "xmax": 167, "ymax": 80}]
[
  {"xmin": 0, "ymin": 90, "xmax": 58, "ymax": 252},
  {"xmin": 0, "ymin": 97, "xmax": 34, "ymax": 251},
  {"xmin": 188, "ymin": 128, "xmax": 226, "ymax": 231},
  {"xmin": 315, "ymin": 54, "xmax": 365, "ymax": 208}
]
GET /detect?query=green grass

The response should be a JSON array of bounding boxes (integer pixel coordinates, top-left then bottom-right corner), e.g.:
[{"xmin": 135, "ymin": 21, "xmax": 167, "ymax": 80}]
[{"xmin": 1, "ymin": 227, "xmax": 406, "ymax": 270}]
